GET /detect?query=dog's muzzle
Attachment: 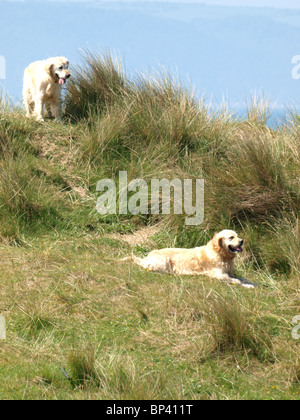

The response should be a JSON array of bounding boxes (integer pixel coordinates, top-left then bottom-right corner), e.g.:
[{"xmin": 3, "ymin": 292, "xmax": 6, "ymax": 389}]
[
  {"xmin": 56, "ymin": 73, "xmax": 71, "ymax": 85},
  {"xmin": 229, "ymin": 241, "xmax": 244, "ymax": 253}
]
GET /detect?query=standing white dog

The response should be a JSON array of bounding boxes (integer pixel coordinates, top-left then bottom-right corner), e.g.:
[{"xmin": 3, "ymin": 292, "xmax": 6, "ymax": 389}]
[{"xmin": 23, "ymin": 56, "xmax": 70, "ymax": 122}]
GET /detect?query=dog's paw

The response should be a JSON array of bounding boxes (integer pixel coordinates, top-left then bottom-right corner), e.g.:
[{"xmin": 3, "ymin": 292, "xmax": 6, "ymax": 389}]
[{"xmin": 241, "ymin": 282, "xmax": 256, "ymax": 289}]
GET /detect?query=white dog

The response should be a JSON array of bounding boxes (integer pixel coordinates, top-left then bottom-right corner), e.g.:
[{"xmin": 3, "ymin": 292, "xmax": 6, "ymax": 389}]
[
  {"xmin": 23, "ymin": 56, "xmax": 70, "ymax": 122},
  {"xmin": 131, "ymin": 230, "xmax": 256, "ymax": 289}
]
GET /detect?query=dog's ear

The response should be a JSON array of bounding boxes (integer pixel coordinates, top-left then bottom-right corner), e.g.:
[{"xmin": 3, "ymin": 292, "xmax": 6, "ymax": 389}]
[
  {"xmin": 45, "ymin": 62, "xmax": 54, "ymax": 78},
  {"xmin": 212, "ymin": 233, "xmax": 223, "ymax": 252}
]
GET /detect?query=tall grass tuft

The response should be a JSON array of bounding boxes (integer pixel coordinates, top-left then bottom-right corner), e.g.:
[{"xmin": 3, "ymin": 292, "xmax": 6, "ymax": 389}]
[
  {"xmin": 265, "ymin": 216, "xmax": 300, "ymax": 278},
  {"xmin": 68, "ymin": 346, "xmax": 101, "ymax": 388},
  {"xmin": 205, "ymin": 293, "xmax": 273, "ymax": 362},
  {"xmin": 206, "ymin": 127, "xmax": 299, "ymax": 223},
  {"xmin": 246, "ymin": 93, "xmax": 271, "ymax": 126},
  {"xmin": 0, "ymin": 151, "xmax": 68, "ymax": 244},
  {"xmin": 65, "ymin": 50, "xmax": 127, "ymax": 121}
]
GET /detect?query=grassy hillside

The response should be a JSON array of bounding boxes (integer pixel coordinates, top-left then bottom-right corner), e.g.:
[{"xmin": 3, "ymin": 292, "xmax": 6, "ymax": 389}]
[{"xmin": 0, "ymin": 52, "xmax": 299, "ymax": 400}]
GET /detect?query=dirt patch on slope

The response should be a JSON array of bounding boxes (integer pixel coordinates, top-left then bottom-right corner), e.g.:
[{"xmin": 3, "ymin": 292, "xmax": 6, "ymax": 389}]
[{"xmin": 111, "ymin": 225, "xmax": 160, "ymax": 246}]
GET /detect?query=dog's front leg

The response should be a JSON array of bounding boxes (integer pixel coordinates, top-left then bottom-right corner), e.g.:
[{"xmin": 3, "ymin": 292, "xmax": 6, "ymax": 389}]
[
  {"xmin": 51, "ymin": 100, "xmax": 62, "ymax": 123},
  {"xmin": 213, "ymin": 270, "xmax": 256, "ymax": 289},
  {"xmin": 229, "ymin": 275, "xmax": 257, "ymax": 289},
  {"xmin": 34, "ymin": 94, "xmax": 45, "ymax": 122},
  {"xmin": 24, "ymin": 97, "xmax": 32, "ymax": 118}
]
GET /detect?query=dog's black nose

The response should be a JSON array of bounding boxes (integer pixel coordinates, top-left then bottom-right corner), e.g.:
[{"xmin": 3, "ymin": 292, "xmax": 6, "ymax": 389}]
[
  {"xmin": 66, "ymin": 74, "xmax": 71, "ymax": 79},
  {"xmin": 240, "ymin": 240, "xmax": 244, "ymax": 246}
]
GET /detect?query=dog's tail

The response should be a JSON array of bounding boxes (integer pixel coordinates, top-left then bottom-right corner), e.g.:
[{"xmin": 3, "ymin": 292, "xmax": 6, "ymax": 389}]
[
  {"xmin": 120, "ymin": 254, "xmax": 149, "ymax": 269},
  {"xmin": 120, "ymin": 255, "xmax": 133, "ymax": 262}
]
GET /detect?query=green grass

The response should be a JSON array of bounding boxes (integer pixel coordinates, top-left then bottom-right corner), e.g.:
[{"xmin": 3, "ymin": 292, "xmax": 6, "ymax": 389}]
[{"xmin": 0, "ymin": 51, "xmax": 299, "ymax": 400}]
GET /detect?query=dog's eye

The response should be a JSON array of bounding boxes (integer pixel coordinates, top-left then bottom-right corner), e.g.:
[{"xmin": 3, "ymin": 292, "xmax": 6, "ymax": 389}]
[
  {"xmin": 58, "ymin": 66, "xmax": 63, "ymax": 70},
  {"xmin": 229, "ymin": 236, "xmax": 234, "ymax": 240}
]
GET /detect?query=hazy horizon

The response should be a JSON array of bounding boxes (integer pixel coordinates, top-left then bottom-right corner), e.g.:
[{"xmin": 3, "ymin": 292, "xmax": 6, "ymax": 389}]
[{"xmin": 0, "ymin": 0, "xmax": 299, "ymax": 112}]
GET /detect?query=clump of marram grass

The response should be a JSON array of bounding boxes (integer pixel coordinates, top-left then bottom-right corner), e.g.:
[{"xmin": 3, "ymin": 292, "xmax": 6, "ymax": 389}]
[
  {"xmin": 126, "ymin": 72, "xmax": 205, "ymax": 150},
  {"xmin": 123, "ymin": 73, "xmax": 235, "ymax": 158},
  {"xmin": 204, "ymin": 293, "xmax": 274, "ymax": 362},
  {"xmin": 0, "ymin": 106, "xmax": 38, "ymax": 158},
  {"xmin": 14, "ymin": 296, "xmax": 60, "ymax": 338},
  {"xmin": 292, "ymin": 359, "xmax": 300, "ymax": 384},
  {"xmin": 66, "ymin": 346, "xmax": 188, "ymax": 399},
  {"xmin": 264, "ymin": 216, "xmax": 300, "ymax": 278},
  {"xmin": 246, "ymin": 93, "xmax": 272, "ymax": 126},
  {"xmin": 66, "ymin": 52, "xmax": 235, "ymax": 167},
  {"xmin": 0, "ymin": 155, "xmax": 64, "ymax": 235},
  {"xmin": 205, "ymin": 126, "xmax": 299, "ymax": 225},
  {"xmin": 67, "ymin": 346, "xmax": 101, "ymax": 388},
  {"xmin": 65, "ymin": 50, "xmax": 127, "ymax": 121},
  {"xmin": 0, "ymin": 92, "xmax": 12, "ymax": 115},
  {"xmin": 78, "ymin": 104, "xmax": 132, "ymax": 166}
]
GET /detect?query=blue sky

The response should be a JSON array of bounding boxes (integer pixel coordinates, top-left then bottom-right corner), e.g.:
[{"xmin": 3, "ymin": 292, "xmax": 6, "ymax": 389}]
[
  {"xmin": 0, "ymin": 0, "xmax": 300, "ymax": 110},
  {"xmin": 2, "ymin": 0, "xmax": 299, "ymax": 9}
]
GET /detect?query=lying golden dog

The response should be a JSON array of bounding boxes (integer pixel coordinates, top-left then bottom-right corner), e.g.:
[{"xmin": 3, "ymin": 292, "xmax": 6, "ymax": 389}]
[
  {"xmin": 132, "ymin": 230, "xmax": 256, "ymax": 289},
  {"xmin": 23, "ymin": 56, "xmax": 70, "ymax": 122}
]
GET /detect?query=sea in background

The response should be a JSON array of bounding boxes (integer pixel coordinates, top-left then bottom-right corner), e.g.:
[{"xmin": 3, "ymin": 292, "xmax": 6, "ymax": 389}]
[{"xmin": 1, "ymin": 1, "xmax": 300, "ymax": 110}]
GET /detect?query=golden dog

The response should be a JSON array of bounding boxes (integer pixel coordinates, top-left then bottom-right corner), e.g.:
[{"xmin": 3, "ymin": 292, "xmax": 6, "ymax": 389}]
[
  {"xmin": 132, "ymin": 230, "xmax": 256, "ymax": 289},
  {"xmin": 23, "ymin": 56, "xmax": 70, "ymax": 122}
]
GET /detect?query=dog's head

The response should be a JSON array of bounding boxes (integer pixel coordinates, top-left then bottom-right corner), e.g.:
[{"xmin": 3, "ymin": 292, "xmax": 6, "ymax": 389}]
[
  {"xmin": 46, "ymin": 56, "xmax": 70, "ymax": 85},
  {"xmin": 211, "ymin": 230, "xmax": 244, "ymax": 259}
]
